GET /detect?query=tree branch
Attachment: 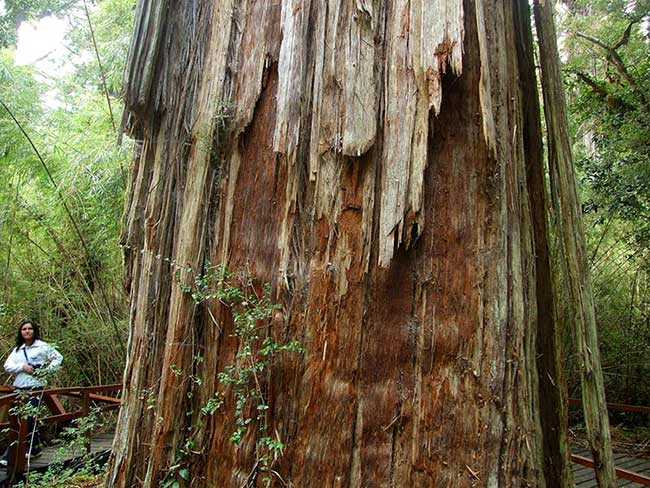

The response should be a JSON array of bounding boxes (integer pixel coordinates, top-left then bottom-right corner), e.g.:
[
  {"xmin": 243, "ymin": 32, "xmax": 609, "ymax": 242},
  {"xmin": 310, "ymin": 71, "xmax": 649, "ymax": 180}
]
[
  {"xmin": 572, "ymin": 69, "xmax": 608, "ymax": 97},
  {"xmin": 81, "ymin": 0, "xmax": 126, "ymax": 188},
  {"xmin": 612, "ymin": 20, "xmax": 637, "ymax": 50},
  {"xmin": 574, "ymin": 28, "xmax": 649, "ymax": 109},
  {"xmin": 82, "ymin": 0, "xmax": 116, "ymax": 134},
  {"xmin": 570, "ymin": 69, "xmax": 635, "ymax": 112}
]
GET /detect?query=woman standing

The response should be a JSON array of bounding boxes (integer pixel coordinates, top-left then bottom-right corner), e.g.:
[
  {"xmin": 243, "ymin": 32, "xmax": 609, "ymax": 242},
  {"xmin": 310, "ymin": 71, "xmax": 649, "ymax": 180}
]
[{"xmin": 1, "ymin": 319, "xmax": 63, "ymax": 464}]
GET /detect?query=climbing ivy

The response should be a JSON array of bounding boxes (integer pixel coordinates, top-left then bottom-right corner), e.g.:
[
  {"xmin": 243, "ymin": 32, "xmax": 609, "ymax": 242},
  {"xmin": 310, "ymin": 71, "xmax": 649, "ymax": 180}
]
[{"xmin": 173, "ymin": 263, "xmax": 302, "ymax": 486}]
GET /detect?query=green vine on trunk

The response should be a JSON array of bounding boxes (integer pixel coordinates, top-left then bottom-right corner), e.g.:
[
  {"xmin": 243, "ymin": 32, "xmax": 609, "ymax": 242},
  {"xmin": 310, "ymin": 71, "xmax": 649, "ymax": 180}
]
[{"xmin": 171, "ymin": 263, "xmax": 302, "ymax": 487}]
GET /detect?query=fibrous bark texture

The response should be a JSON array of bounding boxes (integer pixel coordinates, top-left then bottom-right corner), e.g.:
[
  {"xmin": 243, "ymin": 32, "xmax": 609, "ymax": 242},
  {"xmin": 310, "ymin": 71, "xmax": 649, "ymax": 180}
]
[
  {"xmin": 533, "ymin": 1, "xmax": 616, "ymax": 487},
  {"xmin": 109, "ymin": 0, "xmax": 572, "ymax": 486},
  {"xmin": 515, "ymin": 2, "xmax": 572, "ymax": 486}
]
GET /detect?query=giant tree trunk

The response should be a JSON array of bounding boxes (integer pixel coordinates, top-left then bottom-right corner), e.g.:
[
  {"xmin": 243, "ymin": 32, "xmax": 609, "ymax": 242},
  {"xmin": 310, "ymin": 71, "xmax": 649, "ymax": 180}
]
[{"xmin": 109, "ymin": 0, "xmax": 573, "ymax": 486}]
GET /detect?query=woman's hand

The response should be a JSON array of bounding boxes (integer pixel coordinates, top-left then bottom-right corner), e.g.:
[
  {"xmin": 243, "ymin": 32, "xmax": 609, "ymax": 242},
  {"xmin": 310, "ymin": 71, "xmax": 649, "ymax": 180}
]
[{"xmin": 22, "ymin": 364, "xmax": 35, "ymax": 374}]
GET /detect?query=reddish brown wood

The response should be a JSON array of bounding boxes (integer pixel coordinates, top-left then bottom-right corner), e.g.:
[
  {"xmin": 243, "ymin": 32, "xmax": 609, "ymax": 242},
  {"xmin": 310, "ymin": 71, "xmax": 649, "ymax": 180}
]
[
  {"xmin": 39, "ymin": 412, "xmax": 83, "ymax": 424},
  {"xmin": 43, "ymin": 394, "xmax": 66, "ymax": 416},
  {"xmin": 35, "ymin": 384, "xmax": 122, "ymax": 395},
  {"xmin": 1, "ymin": 384, "xmax": 121, "ymax": 479},
  {"xmin": 572, "ymin": 454, "xmax": 650, "ymax": 485},
  {"xmin": 7, "ymin": 406, "xmax": 20, "ymax": 471},
  {"xmin": 0, "ymin": 404, "xmax": 120, "ymax": 429},
  {"xmin": 569, "ymin": 398, "xmax": 650, "ymax": 414},
  {"xmin": 88, "ymin": 393, "xmax": 122, "ymax": 404},
  {"xmin": 0, "ymin": 384, "xmax": 121, "ymax": 407},
  {"xmin": 7, "ymin": 404, "xmax": 28, "ymax": 479}
]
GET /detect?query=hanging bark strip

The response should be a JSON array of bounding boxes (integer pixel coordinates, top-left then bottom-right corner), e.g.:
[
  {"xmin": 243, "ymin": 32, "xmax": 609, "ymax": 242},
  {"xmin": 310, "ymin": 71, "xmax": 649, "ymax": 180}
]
[
  {"xmin": 533, "ymin": 1, "xmax": 617, "ymax": 487},
  {"xmin": 109, "ymin": 0, "xmax": 573, "ymax": 486}
]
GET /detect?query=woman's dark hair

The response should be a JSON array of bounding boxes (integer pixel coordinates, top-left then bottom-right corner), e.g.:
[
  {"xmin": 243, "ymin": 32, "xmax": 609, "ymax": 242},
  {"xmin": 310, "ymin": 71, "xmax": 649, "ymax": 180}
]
[{"xmin": 15, "ymin": 319, "xmax": 41, "ymax": 351}]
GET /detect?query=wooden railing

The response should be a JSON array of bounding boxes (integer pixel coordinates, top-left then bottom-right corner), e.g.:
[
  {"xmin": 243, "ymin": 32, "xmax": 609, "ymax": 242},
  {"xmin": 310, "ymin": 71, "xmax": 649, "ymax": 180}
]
[
  {"xmin": 0, "ymin": 390, "xmax": 646, "ymax": 482},
  {"xmin": 572, "ymin": 454, "xmax": 650, "ymax": 485},
  {"xmin": 569, "ymin": 398, "xmax": 650, "ymax": 486},
  {"xmin": 0, "ymin": 384, "xmax": 121, "ymax": 479}
]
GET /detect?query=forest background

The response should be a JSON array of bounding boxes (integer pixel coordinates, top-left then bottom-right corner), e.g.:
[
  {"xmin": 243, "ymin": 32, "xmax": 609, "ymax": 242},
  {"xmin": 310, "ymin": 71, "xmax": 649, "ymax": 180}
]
[{"xmin": 0, "ymin": 0, "xmax": 649, "ymax": 455}]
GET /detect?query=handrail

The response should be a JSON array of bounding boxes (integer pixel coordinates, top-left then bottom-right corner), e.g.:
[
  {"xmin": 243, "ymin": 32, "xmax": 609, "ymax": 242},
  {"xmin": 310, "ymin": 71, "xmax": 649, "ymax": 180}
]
[
  {"xmin": 0, "ymin": 402, "xmax": 121, "ymax": 429},
  {"xmin": 0, "ymin": 384, "xmax": 122, "ymax": 406},
  {"xmin": 1, "ymin": 384, "xmax": 122, "ymax": 480},
  {"xmin": 568, "ymin": 398, "xmax": 650, "ymax": 414},
  {"xmin": 569, "ymin": 398, "xmax": 650, "ymax": 484},
  {"xmin": 572, "ymin": 454, "xmax": 650, "ymax": 485}
]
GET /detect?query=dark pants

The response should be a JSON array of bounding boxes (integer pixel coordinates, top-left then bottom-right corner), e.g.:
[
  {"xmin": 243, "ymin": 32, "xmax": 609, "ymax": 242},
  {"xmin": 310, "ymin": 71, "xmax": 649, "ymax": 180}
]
[
  {"xmin": 3, "ymin": 388, "xmax": 43, "ymax": 458},
  {"xmin": 1, "ymin": 389, "xmax": 43, "ymax": 463},
  {"xmin": 22, "ymin": 391, "xmax": 43, "ymax": 454}
]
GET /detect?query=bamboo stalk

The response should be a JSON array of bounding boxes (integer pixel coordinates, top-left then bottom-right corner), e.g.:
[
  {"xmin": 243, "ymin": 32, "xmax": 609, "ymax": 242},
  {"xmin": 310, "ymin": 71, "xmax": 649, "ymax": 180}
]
[{"xmin": 0, "ymin": 100, "xmax": 126, "ymax": 357}]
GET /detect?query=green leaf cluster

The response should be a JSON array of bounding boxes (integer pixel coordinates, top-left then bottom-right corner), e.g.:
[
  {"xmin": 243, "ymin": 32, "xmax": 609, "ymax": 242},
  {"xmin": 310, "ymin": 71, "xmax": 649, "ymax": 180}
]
[
  {"xmin": 174, "ymin": 263, "xmax": 303, "ymax": 486},
  {"xmin": 561, "ymin": 0, "xmax": 650, "ymax": 407}
]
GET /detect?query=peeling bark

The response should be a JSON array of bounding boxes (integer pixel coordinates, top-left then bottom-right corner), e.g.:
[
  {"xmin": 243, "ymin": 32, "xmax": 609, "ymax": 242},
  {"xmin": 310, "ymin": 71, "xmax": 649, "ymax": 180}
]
[{"xmin": 109, "ymin": 1, "xmax": 575, "ymax": 486}]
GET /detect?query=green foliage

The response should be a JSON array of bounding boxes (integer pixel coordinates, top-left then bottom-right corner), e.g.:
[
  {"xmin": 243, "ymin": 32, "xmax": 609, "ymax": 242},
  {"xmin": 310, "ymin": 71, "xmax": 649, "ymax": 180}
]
[
  {"xmin": 59, "ymin": 406, "xmax": 101, "ymax": 451},
  {"xmin": 14, "ymin": 470, "xmax": 105, "ymax": 488},
  {"xmin": 0, "ymin": 0, "xmax": 136, "ymax": 387},
  {"xmin": 173, "ymin": 263, "xmax": 303, "ymax": 486},
  {"xmin": 15, "ymin": 455, "xmax": 106, "ymax": 487},
  {"xmin": 160, "ymin": 437, "xmax": 195, "ymax": 488},
  {"xmin": 561, "ymin": 0, "xmax": 650, "ymax": 408},
  {"xmin": 0, "ymin": 0, "xmax": 71, "ymax": 48},
  {"xmin": 61, "ymin": 0, "xmax": 135, "ymax": 97},
  {"xmin": 8, "ymin": 404, "xmax": 105, "ymax": 487},
  {"xmin": 563, "ymin": 0, "xmax": 650, "ymax": 235}
]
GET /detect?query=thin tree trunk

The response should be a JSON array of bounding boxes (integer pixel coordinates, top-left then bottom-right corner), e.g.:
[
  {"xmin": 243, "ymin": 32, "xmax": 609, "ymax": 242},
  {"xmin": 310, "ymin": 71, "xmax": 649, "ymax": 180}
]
[
  {"xmin": 515, "ymin": 1, "xmax": 572, "ymax": 485},
  {"xmin": 533, "ymin": 1, "xmax": 617, "ymax": 487},
  {"xmin": 109, "ymin": 1, "xmax": 572, "ymax": 486},
  {"xmin": 3, "ymin": 176, "xmax": 22, "ymax": 303}
]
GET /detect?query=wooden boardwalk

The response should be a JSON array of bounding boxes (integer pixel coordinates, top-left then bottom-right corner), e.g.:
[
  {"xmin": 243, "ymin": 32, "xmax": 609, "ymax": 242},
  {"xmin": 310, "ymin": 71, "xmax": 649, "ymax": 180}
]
[
  {"xmin": 0, "ymin": 435, "xmax": 648, "ymax": 486},
  {"xmin": 0, "ymin": 431, "xmax": 114, "ymax": 484},
  {"xmin": 572, "ymin": 447, "xmax": 650, "ymax": 487}
]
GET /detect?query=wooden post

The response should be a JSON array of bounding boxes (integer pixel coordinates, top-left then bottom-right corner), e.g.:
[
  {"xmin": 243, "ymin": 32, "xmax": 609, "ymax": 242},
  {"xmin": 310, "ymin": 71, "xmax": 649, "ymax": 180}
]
[
  {"xmin": 82, "ymin": 390, "xmax": 91, "ymax": 454},
  {"xmin": 8, "ymin": 399, "xmax": 28, "ymax": 480}
]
